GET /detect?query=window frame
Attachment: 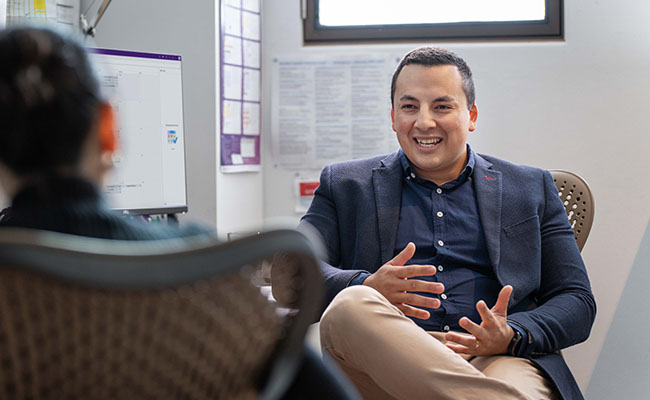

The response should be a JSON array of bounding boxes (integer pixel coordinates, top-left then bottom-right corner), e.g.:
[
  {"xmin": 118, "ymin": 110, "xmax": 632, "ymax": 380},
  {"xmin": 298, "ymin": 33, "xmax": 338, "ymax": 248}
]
[{"xmin": 302, "ymin": 0, "xmax": 563, "ymax": 43}]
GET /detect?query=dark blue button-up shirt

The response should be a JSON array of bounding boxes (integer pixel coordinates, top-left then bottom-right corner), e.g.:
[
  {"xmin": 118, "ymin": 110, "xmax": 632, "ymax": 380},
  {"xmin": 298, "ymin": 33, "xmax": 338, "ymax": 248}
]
[{"xmin": 394, "ymin": 146, "xmax": 502, "ymax": 332}]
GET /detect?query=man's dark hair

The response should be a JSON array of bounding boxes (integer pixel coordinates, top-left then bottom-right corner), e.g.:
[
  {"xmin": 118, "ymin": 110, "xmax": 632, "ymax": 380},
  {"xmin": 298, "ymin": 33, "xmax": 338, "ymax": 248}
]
[
  {"xmin": 0, "ymin": 27, "xmax": 101, "ymax": 175},
  {"xmin": 390, "ymin": 46, "xmax": 475, "ymax": 110}
]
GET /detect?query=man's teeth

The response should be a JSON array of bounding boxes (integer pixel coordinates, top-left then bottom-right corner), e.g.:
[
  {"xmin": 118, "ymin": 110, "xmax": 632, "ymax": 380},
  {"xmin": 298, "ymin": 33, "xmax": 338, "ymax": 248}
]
[{"xmin": 416, "ymin": 138, "xmax": 442, "ymax": 147}]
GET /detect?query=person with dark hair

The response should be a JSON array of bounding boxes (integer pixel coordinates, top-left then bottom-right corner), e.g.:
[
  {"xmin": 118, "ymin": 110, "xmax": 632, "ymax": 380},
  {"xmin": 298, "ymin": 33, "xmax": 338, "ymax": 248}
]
[
  {"xmin": 0, "ymin": 26, "xmax": 359, "ymax": 400},
  {"xmin": 0, "ymin": 26, "xmax": 205, "ymax": 239},
  {"xmin": 303, "ymin": 46, "xmax": 595, "ymax": 399}
]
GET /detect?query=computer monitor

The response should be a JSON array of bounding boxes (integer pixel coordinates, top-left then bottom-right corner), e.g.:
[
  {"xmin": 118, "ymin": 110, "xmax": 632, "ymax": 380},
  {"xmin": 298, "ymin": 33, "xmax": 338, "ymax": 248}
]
[{"xmin": 89, "ymin": 48, "xmax": 188, "ymax": 215}]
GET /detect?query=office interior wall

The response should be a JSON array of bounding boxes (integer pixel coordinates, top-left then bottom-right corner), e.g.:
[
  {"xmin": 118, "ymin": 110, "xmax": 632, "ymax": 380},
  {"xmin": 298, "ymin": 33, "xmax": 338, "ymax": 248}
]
[
  {"xmin": 586, "ymin": 220, "xmax": 650, "ymax": 399},
  {"xmin": 262, "ymin": 0, "xmax": 650, "ymax": 391},
  {"xmin": 81, "ymin": 0, "xmax": 264, "ymax": 236}
]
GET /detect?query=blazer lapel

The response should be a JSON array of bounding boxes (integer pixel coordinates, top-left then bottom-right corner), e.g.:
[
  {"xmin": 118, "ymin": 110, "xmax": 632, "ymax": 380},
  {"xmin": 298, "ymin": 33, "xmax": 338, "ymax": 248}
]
[
  {"xmin": 372, "ymin": 152, "xmax": 403, "ymax": 263},
  {"xmin": 474, "ymin": 154, "xmax": 503, "ymax": 270}
]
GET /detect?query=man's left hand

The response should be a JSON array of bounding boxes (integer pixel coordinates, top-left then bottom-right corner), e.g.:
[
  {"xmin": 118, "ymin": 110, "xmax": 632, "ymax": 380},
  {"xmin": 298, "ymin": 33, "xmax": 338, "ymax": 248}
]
[{"xmin": 444, "ymin": 285, "xmax": 515, "ymax": 356}]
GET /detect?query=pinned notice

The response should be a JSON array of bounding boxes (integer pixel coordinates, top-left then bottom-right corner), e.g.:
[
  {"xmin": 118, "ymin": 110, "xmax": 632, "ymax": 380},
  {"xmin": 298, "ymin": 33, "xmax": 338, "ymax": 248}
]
[{"xmin": 295, "ymin": 178, "xmax": 320, "ymax": 213}]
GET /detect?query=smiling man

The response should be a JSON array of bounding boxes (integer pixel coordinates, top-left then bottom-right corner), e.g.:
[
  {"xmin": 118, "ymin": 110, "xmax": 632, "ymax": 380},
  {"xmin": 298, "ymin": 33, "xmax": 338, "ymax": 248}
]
[{"xmin": 300, "ymin": 47, "xmax": 596, "ymax": 399}]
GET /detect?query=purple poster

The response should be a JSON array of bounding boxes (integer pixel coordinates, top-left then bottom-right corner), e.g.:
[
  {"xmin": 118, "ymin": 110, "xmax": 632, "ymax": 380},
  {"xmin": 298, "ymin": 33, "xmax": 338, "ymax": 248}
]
[{"xmin": 220, "ymin": 0, "xmax": 261, "ymax": 172}]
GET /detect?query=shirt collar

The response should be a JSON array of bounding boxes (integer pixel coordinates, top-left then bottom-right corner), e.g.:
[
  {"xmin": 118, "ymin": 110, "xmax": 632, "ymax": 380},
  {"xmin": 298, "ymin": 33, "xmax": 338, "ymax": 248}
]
[{"xmin": 399, "ymin": 144, "xmax": 475, "ymax": 188}]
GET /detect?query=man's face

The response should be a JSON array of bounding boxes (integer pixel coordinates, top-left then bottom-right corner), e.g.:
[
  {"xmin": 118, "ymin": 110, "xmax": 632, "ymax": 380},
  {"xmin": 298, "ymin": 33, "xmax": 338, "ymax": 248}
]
[{"xmin": 391, "ymin": 64, "xmax": 478, "ymax": 185}]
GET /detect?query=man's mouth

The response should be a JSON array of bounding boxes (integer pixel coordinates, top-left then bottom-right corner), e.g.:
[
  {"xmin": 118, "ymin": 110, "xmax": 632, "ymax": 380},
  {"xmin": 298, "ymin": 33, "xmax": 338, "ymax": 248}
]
[{"xmin": 415, "ymin": 138, "xmax": 442, "ymax": 148}]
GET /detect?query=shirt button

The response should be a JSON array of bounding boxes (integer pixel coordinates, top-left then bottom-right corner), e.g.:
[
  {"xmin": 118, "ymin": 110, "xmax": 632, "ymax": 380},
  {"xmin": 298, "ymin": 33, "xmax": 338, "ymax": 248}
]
[
  {"xmin": 438, "ymin": 240, "xmax": 444, "ymax": 246},
  {"xmin": 441, "ymin": 293, "xmax": 448, "ymax": 300},
  {"xmin": 436, "ymin": 188, "xmax": 443, "ymax": 194},
  {"xmin": 438, "ymin": 265, "xmax": 444, "ymax": 272},
  {"xmin": 443, "ymin": 325, "xmax": 450, "ymax": 331},
  {"xmin": 436, "ymin": 211, "xmax": 443, "ymax": 218},
  {"xmin": 410, "ymin": 172, "xmax": 416, "ymax": 179}
]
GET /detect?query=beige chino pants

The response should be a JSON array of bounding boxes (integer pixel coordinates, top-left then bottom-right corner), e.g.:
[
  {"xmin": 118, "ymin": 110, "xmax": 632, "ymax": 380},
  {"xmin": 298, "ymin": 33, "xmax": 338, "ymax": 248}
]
[{"xmin": 320, "ymin": 285, "xmax": 559, "ymax": 400}]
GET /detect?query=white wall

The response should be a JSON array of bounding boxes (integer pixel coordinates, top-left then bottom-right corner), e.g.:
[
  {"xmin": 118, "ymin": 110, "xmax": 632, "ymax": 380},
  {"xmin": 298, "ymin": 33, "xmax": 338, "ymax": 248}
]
[
  {"xmin": 80, "ymin": 0, "xmax": 264, "ymax": 237},
  {"xmin": 586, "ymin": 220, "xmax": 650, "ymax": 399},
  {"xmin": 262, "ymin": 0, "xmax": 650, "ymax": 391}
]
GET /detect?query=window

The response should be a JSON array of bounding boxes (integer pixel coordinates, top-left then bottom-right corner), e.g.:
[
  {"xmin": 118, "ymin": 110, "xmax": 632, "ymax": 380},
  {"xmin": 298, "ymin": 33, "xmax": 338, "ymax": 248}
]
[{"xmin": 303, "ymin": 0, "xmax": 563, "ymax": 42}]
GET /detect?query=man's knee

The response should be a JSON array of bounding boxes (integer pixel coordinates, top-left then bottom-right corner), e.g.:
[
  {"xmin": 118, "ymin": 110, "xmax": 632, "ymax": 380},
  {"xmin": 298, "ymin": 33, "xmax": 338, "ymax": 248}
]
[
  {"xmin": 320, "ymin": 285, "xmax": 385, "ymax": 346},
  {"xmin": 322, "ymin": 286, "xmax": 377, "ymax": 324}
]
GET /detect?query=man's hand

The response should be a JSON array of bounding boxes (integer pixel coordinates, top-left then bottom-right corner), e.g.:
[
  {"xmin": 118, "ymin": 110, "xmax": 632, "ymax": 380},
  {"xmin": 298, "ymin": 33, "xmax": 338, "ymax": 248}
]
[
  {"xmin": 444, "ymin": 285, "xmax": 515, "ymax": 356},
  {"xmin": 363, "ymin": 242, "xmax": 444, "ymax": 320}
]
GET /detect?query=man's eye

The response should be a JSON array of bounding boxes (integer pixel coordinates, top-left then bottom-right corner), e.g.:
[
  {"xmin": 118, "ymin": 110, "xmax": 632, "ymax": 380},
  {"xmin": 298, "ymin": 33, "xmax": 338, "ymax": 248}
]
[
  {"xmin": 436, "ymin": 105, "xmax": 452, "ymax": 110},
  {"xmin": 401, "ymin": 104, "xmax": 416, "ymax": 109}
]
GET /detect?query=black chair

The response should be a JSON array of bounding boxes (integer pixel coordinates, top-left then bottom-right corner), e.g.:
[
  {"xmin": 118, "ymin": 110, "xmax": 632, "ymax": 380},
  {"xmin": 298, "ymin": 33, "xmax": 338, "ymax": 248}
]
[{"xmin": 0, "ymin": 228, "xmax": 323, "ymax": 400}]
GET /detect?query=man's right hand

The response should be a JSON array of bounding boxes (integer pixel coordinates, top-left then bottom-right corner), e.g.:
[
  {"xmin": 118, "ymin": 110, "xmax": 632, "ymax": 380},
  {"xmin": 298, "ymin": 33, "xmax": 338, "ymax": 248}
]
[{"xmin": 363, "ymin": 242, "xmax": 444, "ymax": 319}]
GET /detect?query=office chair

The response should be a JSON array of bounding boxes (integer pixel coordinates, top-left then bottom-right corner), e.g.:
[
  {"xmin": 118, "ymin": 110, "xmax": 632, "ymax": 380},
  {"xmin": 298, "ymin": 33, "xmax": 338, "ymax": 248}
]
[
  {"xmin": 550, "ymin": 170, "xmax": 595, "ymax": 252},
  {"xmin": 0, "ymin": 228, "xmax": 323, "ymax": 400}
]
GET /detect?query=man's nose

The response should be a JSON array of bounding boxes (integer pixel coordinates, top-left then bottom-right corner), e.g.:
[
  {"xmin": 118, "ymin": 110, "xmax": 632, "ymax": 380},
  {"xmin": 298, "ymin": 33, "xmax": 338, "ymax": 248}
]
[{"xmin": 414, "ymin": 108, "xmax": 436, "ymax": 131}]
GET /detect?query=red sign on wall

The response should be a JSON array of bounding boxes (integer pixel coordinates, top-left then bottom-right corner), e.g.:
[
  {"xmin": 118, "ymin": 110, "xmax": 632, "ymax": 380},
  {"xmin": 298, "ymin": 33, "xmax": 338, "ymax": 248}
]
[{"xmin": 299, "ymin": 182, "xmax": 319, "ymax": 197}]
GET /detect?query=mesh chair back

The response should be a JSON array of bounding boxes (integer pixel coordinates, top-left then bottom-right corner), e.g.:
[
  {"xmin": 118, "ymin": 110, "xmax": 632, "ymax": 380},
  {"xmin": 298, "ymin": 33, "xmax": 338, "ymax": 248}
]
[
  {"xmin": 0, "ymin": 228, "xmax": 322, "ymax": 400},
  {"xmin": 550, "ymin": 170, "xmax": 595, "ymax": 252}
]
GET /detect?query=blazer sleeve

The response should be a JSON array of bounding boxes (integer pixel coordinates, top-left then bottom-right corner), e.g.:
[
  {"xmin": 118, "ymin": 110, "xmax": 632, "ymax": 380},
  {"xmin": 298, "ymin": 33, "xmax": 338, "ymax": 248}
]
[
  {"xmin": 508, "ymin": 171, "xmax": 597, "ymax": 356},
  {"xmin": 299, "ymin": 165, "xmax": 371, "ymax": 309}
]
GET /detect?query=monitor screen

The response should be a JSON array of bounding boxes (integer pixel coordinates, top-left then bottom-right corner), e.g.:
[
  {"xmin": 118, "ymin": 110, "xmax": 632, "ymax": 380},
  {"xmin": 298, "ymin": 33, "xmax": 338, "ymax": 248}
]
[{"xmin": 89, "ymin": 48, "xmax": 188, "ymax": 215}]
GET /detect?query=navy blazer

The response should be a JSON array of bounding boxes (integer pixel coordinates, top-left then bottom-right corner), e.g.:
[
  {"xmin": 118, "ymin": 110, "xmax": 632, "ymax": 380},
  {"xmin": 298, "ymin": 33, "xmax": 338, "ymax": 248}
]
[{"xmin": 301, "ymin": 150, "xmax": 596, "ymax": 400}]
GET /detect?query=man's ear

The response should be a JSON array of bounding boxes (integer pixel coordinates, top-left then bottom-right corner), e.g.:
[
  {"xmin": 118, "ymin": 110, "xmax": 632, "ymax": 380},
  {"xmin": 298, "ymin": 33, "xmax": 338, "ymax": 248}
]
[
  {"xmin": 469, "ymin": 103, "xmax": 478, "ymax": 132},
  {"xmin": 391, "ymin": 108, "xmax": 396, "ymax": 132},
  {"xmin": 98, "ymin": 103, "xmax": 116, "ymax": 153}
]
